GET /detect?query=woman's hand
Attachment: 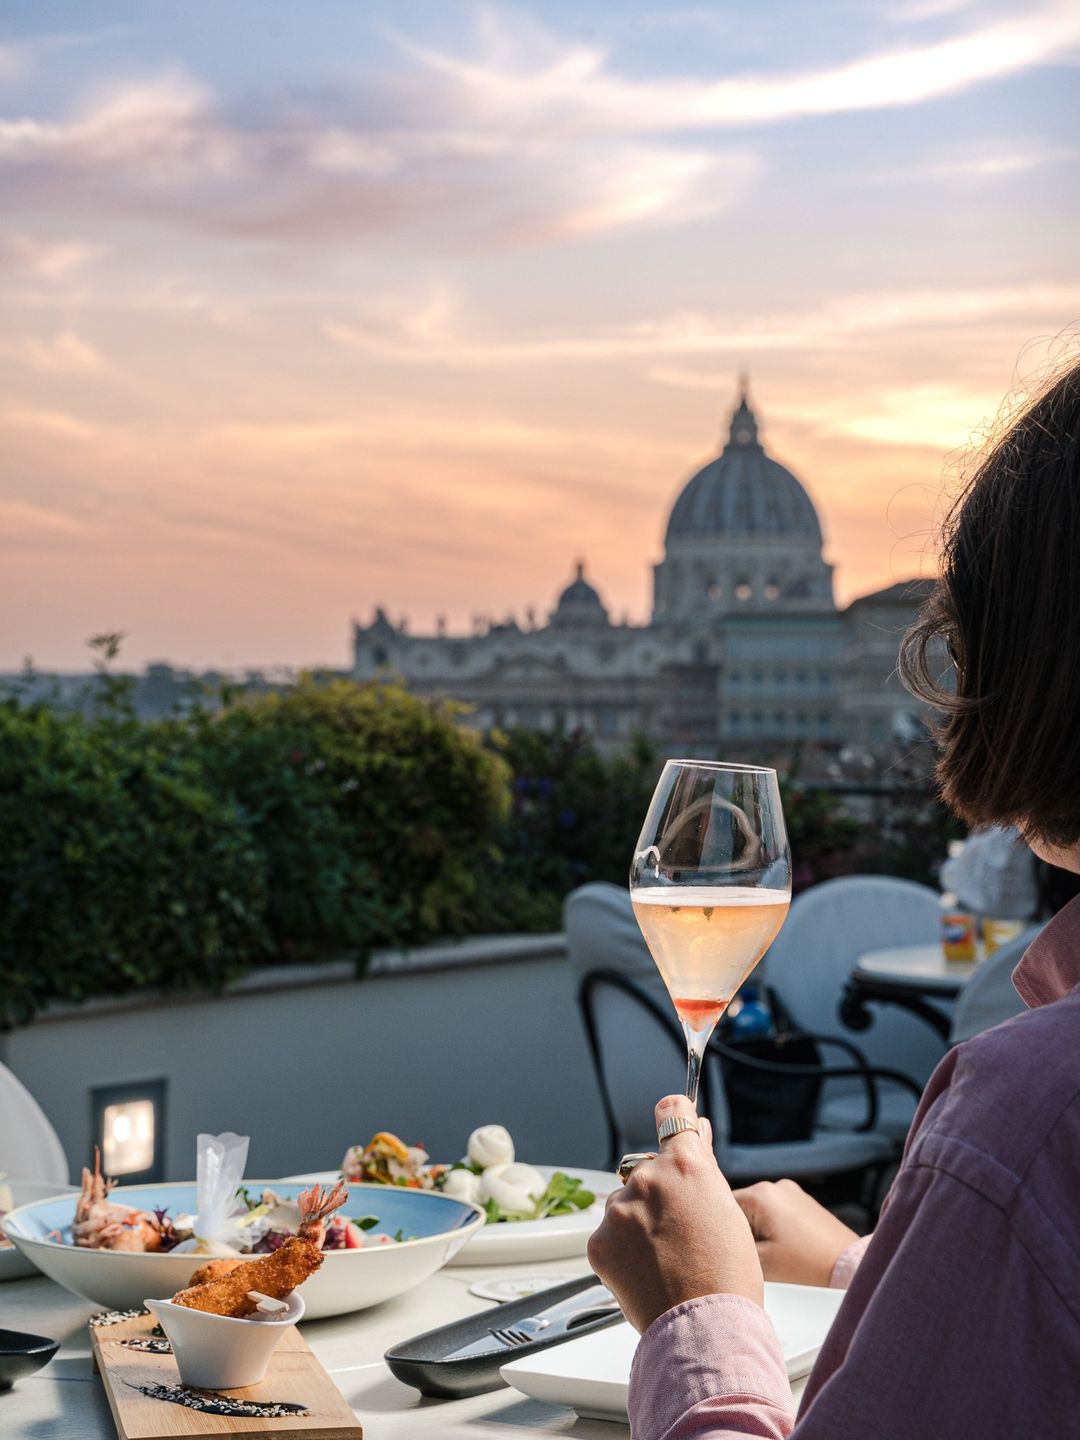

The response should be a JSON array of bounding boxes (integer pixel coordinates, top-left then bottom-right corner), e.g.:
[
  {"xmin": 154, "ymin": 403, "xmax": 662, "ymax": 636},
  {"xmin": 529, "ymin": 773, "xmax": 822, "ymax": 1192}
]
[
  {"xmin": 732, "ymin": 1179, "xmax": 859, "ymax": 1287},
  {"xmin": 586, "ymin": 1095, "xmax": 763, "ymax": 1334}
]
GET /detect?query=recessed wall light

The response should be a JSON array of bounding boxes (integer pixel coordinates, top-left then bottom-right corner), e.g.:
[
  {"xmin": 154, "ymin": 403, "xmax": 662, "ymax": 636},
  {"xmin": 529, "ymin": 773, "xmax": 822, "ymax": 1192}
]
[{"xmin": 90, "ymin": 1080, "xmax": 166, "ymax": 1182}]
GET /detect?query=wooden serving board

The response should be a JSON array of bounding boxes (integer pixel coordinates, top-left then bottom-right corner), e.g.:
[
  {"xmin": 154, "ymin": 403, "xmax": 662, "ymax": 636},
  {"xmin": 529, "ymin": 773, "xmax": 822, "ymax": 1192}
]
[{"xmin": 90, "ymin": 1309, "xmax": 363, "ymax": 1440}]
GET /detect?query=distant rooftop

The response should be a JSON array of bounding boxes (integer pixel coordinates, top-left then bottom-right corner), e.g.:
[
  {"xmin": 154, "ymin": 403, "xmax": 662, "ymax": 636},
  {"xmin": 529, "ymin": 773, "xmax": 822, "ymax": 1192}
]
[{"xmin": 847, "ymin": 578, "xmax": 937, "ymax": 607}]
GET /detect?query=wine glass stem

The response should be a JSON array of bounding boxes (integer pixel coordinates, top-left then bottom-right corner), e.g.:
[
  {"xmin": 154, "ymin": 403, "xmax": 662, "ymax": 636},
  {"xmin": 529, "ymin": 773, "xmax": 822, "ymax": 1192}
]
[{"xmin": 682, "ymin": 1019, "xmax": 718, "ymax": 1107}]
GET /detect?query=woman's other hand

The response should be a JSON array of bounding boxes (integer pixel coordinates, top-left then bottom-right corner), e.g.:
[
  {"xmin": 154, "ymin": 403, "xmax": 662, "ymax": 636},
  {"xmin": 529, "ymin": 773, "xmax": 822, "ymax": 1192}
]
[
  {"xmin": 733, "ymin": 1178, "xmax": 859, "ymax": 1287},
  {"xmin": 587, "ymin": 1095, "xmax": 763, "ymax": 1334}
]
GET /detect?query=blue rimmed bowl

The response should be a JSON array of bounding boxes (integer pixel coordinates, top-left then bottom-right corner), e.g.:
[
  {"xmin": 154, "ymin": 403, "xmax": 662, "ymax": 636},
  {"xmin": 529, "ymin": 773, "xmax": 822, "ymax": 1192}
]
[
  {"xmin": 1, "ymin": 1181, "xmax": 77, "ymax": 1281},
  {"xmin": 1, "ymin": 1180, "xmax": 484, "ymax": 1320}
]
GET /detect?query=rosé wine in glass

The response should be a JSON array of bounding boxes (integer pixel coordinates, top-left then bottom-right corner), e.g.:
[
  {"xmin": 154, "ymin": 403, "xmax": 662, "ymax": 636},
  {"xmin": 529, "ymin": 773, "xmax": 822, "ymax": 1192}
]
[
  {"xmin": 631, "ymin": 886, "xmax": 790, "ymax": 1030},
  {"xmin": 630, "ymin": 761, "xmax": 791, "ymax": 1105}
]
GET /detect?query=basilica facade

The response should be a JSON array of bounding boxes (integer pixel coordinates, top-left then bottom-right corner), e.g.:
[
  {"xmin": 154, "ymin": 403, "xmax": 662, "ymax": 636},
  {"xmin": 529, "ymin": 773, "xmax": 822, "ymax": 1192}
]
[{"xmin": 351, "ymin": 388, "xmax": 933, "ymax": 760}]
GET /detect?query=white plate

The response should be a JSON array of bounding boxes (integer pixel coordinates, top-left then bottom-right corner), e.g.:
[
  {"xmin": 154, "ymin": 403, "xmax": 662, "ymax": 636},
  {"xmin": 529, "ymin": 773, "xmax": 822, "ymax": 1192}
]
[
  {"xmin": 2, "ymin": 1180, "xmax": 484, "ymax": 1320},
  {"xmin": 286, "ymin": 1166, "xmax": 619, "ymax": 1266},
  {"xmin": 500, "ymin": 1281, "xmax": 846, "ymax": 1422},
  {"xmin": 0, "ymin": 1181, "xmax": 77, "ymax": 1281},
  {"xmin": 468, "ymin": 1274, "xmax": 578, "ymax": 1302}
]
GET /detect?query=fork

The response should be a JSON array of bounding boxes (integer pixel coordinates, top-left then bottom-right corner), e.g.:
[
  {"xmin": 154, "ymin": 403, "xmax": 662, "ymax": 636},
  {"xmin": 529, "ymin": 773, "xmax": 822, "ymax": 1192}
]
[
  {"xmin": 489, "ymin": 1304, "xmax": 621, "ymax": 1348},
  {"xmin": 488, "ymin": 1320, "xmax": 545, "ymax": 1348}
]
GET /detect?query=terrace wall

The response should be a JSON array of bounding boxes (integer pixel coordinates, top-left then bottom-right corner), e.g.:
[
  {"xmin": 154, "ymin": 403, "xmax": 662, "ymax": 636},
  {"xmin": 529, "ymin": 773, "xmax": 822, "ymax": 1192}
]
[{"xmin": 1, "ymin": 938, "xmax": 617, "ymax": 1183}]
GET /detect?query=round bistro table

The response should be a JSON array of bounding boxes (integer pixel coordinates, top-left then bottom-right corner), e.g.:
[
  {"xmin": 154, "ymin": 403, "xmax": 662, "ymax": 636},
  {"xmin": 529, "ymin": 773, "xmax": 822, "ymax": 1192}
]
[
  {"xmin": 840, "ymin": 943, "xmax": 976, "ymax": 1042},
  {"xmin": 0, "ymin": 1251, "xmax": 813, "ymax": 1440}
]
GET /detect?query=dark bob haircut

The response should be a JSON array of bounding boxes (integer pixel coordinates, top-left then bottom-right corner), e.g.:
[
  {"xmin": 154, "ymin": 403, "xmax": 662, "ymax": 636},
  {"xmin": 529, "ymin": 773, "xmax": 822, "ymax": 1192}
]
[{"xmin": 899, "ymin": 358, "xmax": 1080, "ymax": 848}]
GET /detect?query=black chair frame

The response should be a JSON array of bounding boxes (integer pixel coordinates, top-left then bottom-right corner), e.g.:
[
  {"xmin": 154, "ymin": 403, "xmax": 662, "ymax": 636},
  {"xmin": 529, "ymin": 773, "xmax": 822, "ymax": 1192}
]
[{"xmin": 578, "ymin": 968, "xmax": 924, "ymax": 1170}]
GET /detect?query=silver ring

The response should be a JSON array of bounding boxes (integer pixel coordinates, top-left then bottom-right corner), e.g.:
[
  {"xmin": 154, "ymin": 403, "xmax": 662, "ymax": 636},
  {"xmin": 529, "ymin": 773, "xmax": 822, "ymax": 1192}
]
[
  {"xmin": 657, "ymin": 1116, "xmax": 699, "ymax": 1144},
  {"xmin": 617, "ymin": 1152, "xmax": 656, "ymax": 1184}
]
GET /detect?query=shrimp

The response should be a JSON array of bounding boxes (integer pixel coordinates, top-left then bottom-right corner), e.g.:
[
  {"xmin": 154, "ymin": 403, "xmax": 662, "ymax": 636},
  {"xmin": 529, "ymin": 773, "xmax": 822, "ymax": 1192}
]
[
  {"xmin": 73, "ymin": 1149, "xmax": 115, "ymax": 1246},
  {"xmin": 173, "ymin": 1180, "xmax": 348, "ymax": 1317},
  {"xmin": 73, "ymin": 1150, "xmax": 167, "ymax": 1253},
  {"xmin": 297, "ymin": 1179, "xmax": 349, "ymax": 1248}
]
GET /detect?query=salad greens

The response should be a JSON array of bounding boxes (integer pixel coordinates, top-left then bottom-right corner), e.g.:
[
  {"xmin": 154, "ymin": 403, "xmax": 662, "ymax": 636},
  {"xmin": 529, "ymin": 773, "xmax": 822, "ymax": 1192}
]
[
  {"xmin": 531, "ymin": 1171, "xmax": 596, "ymax": 1220},
  {"xmin": 479, "ymin": 1171, "xmax": 595, "ymax": 1225},
  {"xmin": 341, "ymin": 1127, "xmax": 598, "ymax": 1229}
]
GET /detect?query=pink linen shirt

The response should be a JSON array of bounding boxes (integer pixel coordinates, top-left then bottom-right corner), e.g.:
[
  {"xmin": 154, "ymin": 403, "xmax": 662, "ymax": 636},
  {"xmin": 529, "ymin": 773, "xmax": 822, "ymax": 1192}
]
[{"xmin": 628, "ymin": 896, "xmax": 1080, "ymax": 1439}]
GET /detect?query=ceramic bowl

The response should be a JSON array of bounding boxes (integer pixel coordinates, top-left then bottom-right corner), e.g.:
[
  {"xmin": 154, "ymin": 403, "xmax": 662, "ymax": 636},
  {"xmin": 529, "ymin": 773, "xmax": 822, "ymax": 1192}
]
[
  {"xmin": 289, "ymin": 1165, "xmax": 619, "ymax": 1266},
  {"xmin": 0, "ymin": 1329, "xmax": 60, "ymax": 1391},
  {"xmin": 2, "ymin": 1181, "xmax": 484, "ymax": 1320},
  {"xmin": 146, "ymin": 1292, "xmax": 304, "ymax": 1390},
  {"xmin": 0, "ymin": 1181, "xmax": 78, "ymax": 1282}
]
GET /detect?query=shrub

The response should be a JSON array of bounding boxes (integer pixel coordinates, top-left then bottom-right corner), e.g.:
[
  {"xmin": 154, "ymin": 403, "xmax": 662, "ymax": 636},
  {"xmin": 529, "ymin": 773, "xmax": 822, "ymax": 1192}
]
[
  {"xmin": 0, "ymin": 699, "xmax": 268, "ymax": 1027},
  {"xmin": 186, "ymin": 678, "xmax": 511, "ymax": 958},
  {"xmin": 468, "ymin": 734, "xmax": 951, "ymax": 925},
  {"xmin": 0, "ymin": 657, "xmax": 954, "ymax": 1024},
  {"xmin": 781, "ymin": 784, "xmax": 863, "ymax": 893},
  {"xmin": 838, "ymin": 790, "xmax": 959, "ymax": 888},
  {"xmin": 469, "ymin": 728, "xmax": 660, "ymax": 932},
  {"xmin": 0, "ymin": 677, "xmax": 512, "ymax": 1022},
  {"xmin": 783, "ymin": 783, "xmax": 957, "ymax": 892}
]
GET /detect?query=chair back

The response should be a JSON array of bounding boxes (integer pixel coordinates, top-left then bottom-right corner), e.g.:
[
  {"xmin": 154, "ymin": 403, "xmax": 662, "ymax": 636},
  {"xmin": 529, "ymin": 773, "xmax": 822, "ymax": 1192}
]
[
  {"xmin": 949, "ymin": 929, "xmax": 1034, "ymax": 1045},
  {"xmin": 576, "ymin": 969, "xmax": 732, "ymax": 1163},
  {"xmin": 763, "ymin": 875, "xmax": 945, "ymax": 1085},
  {"xmin": 0, "ymin": 1062, "xmax": 68, "ymax": 1183},
  {"xmin": 563, "ymin": 882, "xmax": 667, "ymax": 995}
]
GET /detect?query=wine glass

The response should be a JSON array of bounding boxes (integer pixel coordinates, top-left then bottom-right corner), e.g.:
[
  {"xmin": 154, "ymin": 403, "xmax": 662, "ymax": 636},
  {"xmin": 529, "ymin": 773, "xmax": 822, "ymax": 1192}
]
[{"xmin": 630, "ymin": 760, "xmax": 791, "ymax": 1106}]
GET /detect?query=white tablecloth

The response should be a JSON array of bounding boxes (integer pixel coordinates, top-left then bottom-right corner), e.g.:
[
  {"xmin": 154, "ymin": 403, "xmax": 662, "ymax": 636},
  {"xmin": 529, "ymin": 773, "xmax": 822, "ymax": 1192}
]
[
  {"xmin": 0, "ymin": 1258, "xmax": 530, "ymax": 1437},
  {"xmin": 2, "ymin": 1252, "xmax": 811, "ymax": 1437}
]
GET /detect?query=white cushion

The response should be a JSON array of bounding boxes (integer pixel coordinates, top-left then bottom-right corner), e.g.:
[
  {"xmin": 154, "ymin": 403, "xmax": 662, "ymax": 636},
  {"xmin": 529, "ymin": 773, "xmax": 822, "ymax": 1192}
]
[
  {"xmin": 763, "ymin": 876, "xmax": 947, "ymax": 1089},
  {"xmin": 818, "ymin": 1087, "xmax": 917, "ymax": 1144},
  {"xmin": 725, "ymin": 1128, "xmax": 895, "ymax": 1183},
  {"xmin": 949, "ymin": 930, "xmax": 1034, "ymax": 1044}
]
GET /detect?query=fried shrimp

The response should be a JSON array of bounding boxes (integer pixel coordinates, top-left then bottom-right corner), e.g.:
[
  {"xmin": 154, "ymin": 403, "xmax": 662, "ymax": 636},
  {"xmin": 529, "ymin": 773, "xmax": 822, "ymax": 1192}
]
[
  {"xmin": 187, "ymin": 1256, "xmax": 243, "ymax": 1287},
  {"xmin": 172, "ymin": 1180, "xmax": 349, "ymax": 1317},
  {"xmin": 173, "ymin": 1237, "xmax": 324, "ymax": 1316}
]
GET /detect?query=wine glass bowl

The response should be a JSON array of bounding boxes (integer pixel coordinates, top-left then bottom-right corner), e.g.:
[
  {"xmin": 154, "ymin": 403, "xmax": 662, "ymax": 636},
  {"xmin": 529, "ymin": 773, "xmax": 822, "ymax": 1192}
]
[{"xmin": 630, "ymin": 760, "xmax": 791, "ymax": 1104}]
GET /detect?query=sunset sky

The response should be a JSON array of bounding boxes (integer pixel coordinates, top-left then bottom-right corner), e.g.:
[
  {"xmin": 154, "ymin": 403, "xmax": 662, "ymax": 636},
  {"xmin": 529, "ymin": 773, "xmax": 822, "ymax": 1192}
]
[{"xmin": 1, "ymin": 0, "xmax": 1077, "ymax": 670}]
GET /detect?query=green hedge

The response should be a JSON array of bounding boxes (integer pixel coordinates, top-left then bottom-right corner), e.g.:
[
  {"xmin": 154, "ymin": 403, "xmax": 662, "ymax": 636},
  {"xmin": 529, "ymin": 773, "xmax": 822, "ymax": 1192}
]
[
  {"xmin": 184, "ymin": 679, "xmax": 511, "ymax": 958},
  {"xmin": 471, "ymin": 728, "xmax": 660, "ymax": 932},
  {"xmin": 0, "ymin": 671, "xmax": 953, "ymax": 1024},
  {"xmin": 0, "ymin": 680, "xmax": 510, "ymax": 1026},
  {"xmin": 0, "ymin": 700, "xmax": 268, "ymax": 1026},
  {"xmin": 468, "ymin": 729, "xmax": 940, "ymax": 931}
]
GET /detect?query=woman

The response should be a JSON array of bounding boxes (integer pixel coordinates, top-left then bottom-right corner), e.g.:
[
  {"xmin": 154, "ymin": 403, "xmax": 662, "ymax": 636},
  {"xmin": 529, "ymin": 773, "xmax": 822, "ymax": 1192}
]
[{"xmin": 587, "ymin": 361, "xmax": 1080, "ymax": 1438}]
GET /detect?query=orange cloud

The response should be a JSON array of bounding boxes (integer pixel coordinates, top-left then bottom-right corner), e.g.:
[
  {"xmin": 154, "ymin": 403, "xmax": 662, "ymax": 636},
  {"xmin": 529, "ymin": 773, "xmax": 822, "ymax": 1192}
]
[{"xmin": 13, "ymin": 331, "xmax": 109, "ymax": 373}]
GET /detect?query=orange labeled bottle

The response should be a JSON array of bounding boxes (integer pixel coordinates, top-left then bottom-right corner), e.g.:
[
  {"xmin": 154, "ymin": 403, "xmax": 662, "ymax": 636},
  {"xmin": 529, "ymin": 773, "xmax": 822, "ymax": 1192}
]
[{"xmin": 939, "ymin": 891, "xmax": 977, "ymax": 963}]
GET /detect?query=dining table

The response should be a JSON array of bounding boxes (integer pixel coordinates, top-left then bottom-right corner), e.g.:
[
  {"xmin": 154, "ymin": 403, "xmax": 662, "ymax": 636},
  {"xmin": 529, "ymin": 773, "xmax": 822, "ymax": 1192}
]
[
  {"xmin": 2, "ymin": 1250, "xmax": 811, "ymax": 1439},
  {"xmin": 839, "ymin": 942, "xmax": 975, "ymax": 1041}
]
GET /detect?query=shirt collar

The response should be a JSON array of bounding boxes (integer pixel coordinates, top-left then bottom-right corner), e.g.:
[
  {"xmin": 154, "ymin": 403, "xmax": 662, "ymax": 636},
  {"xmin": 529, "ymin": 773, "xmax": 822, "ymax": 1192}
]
[{"xmin": 1013, "ymin": 892, "xmax": 1080, "ymax": 1008}]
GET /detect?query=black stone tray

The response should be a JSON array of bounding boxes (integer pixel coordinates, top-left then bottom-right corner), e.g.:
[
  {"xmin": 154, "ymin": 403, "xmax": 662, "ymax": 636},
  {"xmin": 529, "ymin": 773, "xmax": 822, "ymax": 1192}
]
[{"xmin": 384, "ymin": 1274, "xmax": 622, "ymax": 1399}]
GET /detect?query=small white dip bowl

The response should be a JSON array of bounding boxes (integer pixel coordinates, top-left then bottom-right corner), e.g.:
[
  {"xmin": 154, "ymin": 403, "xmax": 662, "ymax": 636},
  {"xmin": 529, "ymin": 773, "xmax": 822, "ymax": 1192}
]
[{"xmin": 145, "ymin": 1291, "xmax": 305, "ymax": 1390}]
